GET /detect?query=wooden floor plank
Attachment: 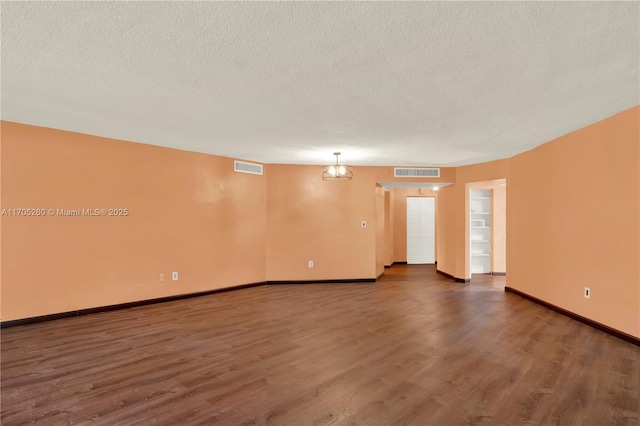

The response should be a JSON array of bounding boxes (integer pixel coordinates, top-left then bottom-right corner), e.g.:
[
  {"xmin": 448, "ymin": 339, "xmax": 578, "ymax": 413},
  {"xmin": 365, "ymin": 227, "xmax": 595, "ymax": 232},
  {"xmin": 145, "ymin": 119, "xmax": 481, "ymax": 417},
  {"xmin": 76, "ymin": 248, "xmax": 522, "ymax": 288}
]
[{"xmin": 2, "ymin": 265, "xmax": 638, "ymax": 425}]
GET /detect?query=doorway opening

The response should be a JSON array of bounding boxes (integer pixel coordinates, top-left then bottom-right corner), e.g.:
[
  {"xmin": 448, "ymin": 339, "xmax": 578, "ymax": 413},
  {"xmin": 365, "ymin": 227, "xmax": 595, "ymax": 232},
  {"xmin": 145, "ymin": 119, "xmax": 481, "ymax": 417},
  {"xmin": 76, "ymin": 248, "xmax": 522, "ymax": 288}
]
[{"xmin": 467, "ymin": 179, "xmax": 507, "ymax": 280}]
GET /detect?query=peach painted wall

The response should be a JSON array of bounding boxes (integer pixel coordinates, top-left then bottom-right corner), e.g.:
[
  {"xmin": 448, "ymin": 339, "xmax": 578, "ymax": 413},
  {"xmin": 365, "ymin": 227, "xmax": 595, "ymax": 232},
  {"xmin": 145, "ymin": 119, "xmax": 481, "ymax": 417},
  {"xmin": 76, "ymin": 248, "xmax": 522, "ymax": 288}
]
[
  {"xmin": 383, "ymin": 189, "xmax": 393, "ymax": 266},
  {"xmin": 435, "ymin": 106, "xmax": 639, "ymax": 336},
  {"xmin": 375, "ymin": 185, "xmax": 385, "ymax": 278},
  {"xmin": 1, "ymin": 122, "xmax": 267, "ymax": 321},
  {"xmin": 435, "ymin": 159, "xmax": 511, "ymax": 279},
  {"xmin": 508, "ymin": 106, "xmax": 639, "ymax": 337},
  {"xmin": 391, "ymin": 187, "xmax": 439, "ymax": 263},
  {"xmin": 392, "ymin": 188, "xmax": 406, "ymax": 263},
  {"xmin": 5, "ymin": 107, "xmax": 637, "ymax": 339},
  {"xmin": 0, "ymin": 125, "xmax": 3, "ymax": 319},
  {"xmin": 265, "ymin": 166, "xmax": 453, "ymax": 281},
  {"xmin": 492, "ymin": 184, "xmax": 507, "ymax": 274},
  {"xmin": 265, "ymin": 165, "xmax": 378, "ymax": 281},
  {"xmin": 436, "ymin": 184, "xmax": 456, "ymax": 274}
]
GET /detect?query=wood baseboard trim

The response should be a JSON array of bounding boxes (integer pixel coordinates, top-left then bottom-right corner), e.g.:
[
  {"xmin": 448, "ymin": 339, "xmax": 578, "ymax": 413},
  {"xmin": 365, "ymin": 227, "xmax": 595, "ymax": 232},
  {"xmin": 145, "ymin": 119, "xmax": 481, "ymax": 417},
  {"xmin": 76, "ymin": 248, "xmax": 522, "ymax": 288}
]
[
  {"xmin": 436, "ymin": 269, "xmax": 471, "ymax": 283},
  {"xmin": 505, "ymin": 287, "xmax": 640, "ymax": 347},
  {"xmin": 267, "ymin": 278, "xmax": 376, "ymax": 285},
  {"xmin": 0, "ymin": 281, "xmax": 266, "ymax": 329},
  {"xmin": 491, "ymin": 272, "xmax": 507, "ymax": 276}
]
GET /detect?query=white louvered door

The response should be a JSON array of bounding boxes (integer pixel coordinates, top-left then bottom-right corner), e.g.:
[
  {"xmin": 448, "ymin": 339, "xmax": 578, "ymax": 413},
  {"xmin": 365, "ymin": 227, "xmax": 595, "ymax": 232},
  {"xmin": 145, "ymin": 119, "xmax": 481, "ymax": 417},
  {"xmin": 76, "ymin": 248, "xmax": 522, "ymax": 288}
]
[{"xmin": 406, "ymin": 197, "xmax": 435, "ymax": 264}]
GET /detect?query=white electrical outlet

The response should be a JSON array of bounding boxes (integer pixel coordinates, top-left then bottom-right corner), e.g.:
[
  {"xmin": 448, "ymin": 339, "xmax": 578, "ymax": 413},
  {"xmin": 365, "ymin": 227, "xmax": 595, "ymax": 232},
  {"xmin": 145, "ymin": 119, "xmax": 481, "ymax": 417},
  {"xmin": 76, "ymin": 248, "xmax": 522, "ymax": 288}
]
[
  {"xmin": 361, "ymin": 220, "xmax": 367, "ymax": 228},
  {"xmin": 159, "ymin": 273, "xmax": 164, "ymax": 282},
  {"xmin": 308, "ymin": 260, "xmax": 314, "ymax": 268},
  {"xmin": 584, "ymin": 287, "xmax": 590, "ymax": 299},
  {"xmin": 172, "ymin": 272, "xmax": 179, "ymax": 281}
]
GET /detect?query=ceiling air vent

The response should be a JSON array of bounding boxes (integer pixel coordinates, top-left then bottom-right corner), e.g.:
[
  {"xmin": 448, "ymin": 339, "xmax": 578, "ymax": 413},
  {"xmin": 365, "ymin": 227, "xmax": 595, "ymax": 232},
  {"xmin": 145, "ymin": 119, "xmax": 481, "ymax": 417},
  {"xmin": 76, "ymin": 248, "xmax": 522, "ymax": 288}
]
[
  {"xmin": 394, "ymin": 167, "xmax": 440, "ymax": 178},
  {"xmin": 234, "ymin": 160, "xmax": 263, "ymax": 175}
]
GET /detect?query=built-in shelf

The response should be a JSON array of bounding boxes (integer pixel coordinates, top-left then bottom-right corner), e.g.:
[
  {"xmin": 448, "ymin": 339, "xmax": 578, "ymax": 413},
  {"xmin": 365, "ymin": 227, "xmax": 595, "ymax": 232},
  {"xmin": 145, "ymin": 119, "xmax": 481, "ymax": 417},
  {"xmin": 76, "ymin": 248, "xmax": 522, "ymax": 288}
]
[{"xmin": 470, "ymin": 189, "xmax": 492, "ymax": 274}]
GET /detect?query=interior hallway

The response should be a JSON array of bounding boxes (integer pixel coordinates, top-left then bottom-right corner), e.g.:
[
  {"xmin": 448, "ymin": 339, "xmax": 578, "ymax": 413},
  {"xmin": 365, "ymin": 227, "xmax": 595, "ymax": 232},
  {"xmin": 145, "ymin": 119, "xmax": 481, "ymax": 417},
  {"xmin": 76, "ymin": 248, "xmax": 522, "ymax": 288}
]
[{"xmin": 2, "ymin": 265, "xmax": 637, "ymax": 425}]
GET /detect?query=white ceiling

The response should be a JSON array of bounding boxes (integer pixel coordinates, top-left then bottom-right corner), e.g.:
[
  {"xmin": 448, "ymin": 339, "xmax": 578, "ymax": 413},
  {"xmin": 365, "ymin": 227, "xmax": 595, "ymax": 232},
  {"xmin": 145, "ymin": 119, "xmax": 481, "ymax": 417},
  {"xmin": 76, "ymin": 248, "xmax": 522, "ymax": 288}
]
[{"xmin": 2, "ymin": 2, "xmax": 638, "ymax": 166}]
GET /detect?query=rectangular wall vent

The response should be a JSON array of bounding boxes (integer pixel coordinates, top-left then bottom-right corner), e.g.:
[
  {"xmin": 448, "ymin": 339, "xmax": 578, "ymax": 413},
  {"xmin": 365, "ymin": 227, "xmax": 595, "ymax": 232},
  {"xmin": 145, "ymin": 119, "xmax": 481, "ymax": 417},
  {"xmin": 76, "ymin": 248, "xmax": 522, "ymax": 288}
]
[
  {"xmin": 394, "ymin": 167, "xmax": 440, "ymax": 178},
  {"xmin": 234, "ymin": 160, "xmax": 263, "ymax": 175}
]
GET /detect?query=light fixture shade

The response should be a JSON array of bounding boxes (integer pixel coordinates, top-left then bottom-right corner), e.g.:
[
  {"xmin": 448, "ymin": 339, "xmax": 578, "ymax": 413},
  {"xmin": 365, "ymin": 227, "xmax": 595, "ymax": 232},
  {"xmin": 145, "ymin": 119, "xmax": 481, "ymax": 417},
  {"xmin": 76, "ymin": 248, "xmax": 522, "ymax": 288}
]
[{"xmin": 322, "ymin": 152, "xmax": 353, "ymax": 181}]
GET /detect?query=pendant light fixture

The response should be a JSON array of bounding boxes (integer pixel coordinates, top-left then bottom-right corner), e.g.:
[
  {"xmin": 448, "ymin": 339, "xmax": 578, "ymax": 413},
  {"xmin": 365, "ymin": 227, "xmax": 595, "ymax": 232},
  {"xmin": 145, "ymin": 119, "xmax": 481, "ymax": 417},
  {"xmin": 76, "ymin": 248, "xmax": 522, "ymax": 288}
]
[{"xmin": 322, "ymin": 152, "xmax": 353, "ymax": 181}]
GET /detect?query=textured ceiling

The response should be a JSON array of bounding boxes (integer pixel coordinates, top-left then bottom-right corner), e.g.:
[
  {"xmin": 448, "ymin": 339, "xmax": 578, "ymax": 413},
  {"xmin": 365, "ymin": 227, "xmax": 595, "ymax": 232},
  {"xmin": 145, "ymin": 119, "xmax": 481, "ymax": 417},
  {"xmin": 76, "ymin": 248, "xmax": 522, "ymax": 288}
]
[{"xmin": 2, "ymin": 2, "xmax": 638, "ymax": 166}]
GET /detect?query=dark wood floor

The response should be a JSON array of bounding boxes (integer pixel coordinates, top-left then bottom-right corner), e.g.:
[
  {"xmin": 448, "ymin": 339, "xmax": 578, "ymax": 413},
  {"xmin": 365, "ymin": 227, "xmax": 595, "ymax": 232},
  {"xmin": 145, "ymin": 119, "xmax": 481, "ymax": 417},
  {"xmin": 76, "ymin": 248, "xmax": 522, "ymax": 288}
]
[{"xmin": 2, "ymin": 265, "xmax": 638, "ymax": 425}]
